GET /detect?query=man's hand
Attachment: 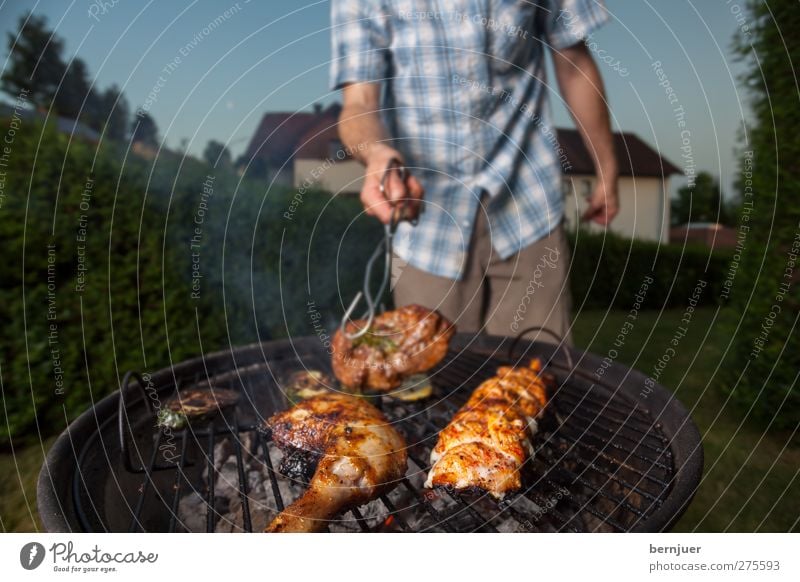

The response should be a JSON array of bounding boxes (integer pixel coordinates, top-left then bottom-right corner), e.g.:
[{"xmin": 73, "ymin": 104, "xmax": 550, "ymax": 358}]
[
  {"xmin": 582, "ymin": 173, "xmax": 619, "ymax": 225},
  {"xmin": 361, "ymin": 145, "xmax": 424, "ymax": 224}
]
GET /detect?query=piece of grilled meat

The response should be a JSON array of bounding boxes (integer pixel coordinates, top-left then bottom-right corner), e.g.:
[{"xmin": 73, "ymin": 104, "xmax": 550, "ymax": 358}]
[
  {"xmin": 157, "ymin": 387, "xmax": 239, "ymax": 430},
  {"xmin": 332, "ymin": 304, "xmax": 455, "ymax": 392},
  {"xmin": 264, "ymin": 393, "xmax": 408, "ymax": 532},
  {"xmin": 424, "ymin": 359, "xmax": 553, "ymax": 499}
]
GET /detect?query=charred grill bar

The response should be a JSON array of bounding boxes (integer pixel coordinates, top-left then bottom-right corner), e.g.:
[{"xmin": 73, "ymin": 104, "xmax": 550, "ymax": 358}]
[{"xmin": 38, "ymin": 334, "xmax": 703, "ymax": 533}]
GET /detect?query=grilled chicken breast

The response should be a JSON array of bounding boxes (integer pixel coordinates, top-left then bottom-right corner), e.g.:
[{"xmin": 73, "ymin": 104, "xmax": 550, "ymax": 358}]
[
  {"xmin": 264, "ymin": 393, "xmax": 408, "ymax": 532},
  {"xmin": 332, "ymin": 304, "xmax": 455, "ymax": 392},
  {"xmin": 425, "ymin": 359, "xmax": 552, "ymax": 499}
]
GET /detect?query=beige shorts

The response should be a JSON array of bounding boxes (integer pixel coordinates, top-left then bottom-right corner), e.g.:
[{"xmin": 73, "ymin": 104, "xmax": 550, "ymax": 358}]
[{"xmin": 392, "ymin": 206, "xmax": 573, "ymax": 345}]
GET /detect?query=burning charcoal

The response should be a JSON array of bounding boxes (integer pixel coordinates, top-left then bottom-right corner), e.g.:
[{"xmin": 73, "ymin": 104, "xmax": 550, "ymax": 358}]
[{"xmin": 177, "ymin": 492, "xmax": 208, "ymax": 532}]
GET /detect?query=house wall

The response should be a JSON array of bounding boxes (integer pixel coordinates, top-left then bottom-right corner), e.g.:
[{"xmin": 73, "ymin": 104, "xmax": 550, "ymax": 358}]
[
  {"xmin": 294, "ymin": 159, "xmax": 671, "ymax": 243},
  {"xmin": 563, "ymin": 175, "xmax": 670, "ymax": 243},
  {"xmin": 293, "ymin": 158, "xmax": 363, "ymax": 194}
]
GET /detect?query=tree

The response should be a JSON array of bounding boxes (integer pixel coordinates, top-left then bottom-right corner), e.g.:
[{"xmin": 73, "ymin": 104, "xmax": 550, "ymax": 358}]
[
  {"xmin": 54, "ymin": 57, "xmax": 94, "ymax": 121},
  {"xmin": 1, "ymin": 13, "xmax": 67, "ymax": 109},
  {"xmin": 203, "ymin": 139, "xmax": 232, "ymax": 168},
  {"xmin": 95, "ymin": 84, "xmax": 130, "ymax": 141},
  {"xmin": 671, "ymin": 171, "xmax": 731, "ymax": 225},
  {"xmin": 1, "ymin": 12, "xmax": 132, "ymax": 142},
  {"xmin": 131, "ymin": 111, "xmax": 159, "ymax": 147},
  {"xmin": 722, "ymin": 0, "xmax": 800, "ymax": 431}
]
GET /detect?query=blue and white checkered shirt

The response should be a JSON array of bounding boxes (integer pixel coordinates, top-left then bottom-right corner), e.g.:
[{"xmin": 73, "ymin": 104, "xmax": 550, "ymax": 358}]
[{"xmin": 331, "ymin": 0, "xmax": 609, "ymax": 279}]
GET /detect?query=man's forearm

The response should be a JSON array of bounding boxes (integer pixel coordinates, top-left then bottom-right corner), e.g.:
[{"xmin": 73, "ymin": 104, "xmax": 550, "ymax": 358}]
[
  {"xmin": 338, "ymin": 102, "xmax": 393, "ymax": 165},
  {"xmin": 553, "ymin": 44, "xmax": 618, "ymax": 179},
  {"xmin": 338, "ymin": 83, "xmax": 424, "ymax": 223}
]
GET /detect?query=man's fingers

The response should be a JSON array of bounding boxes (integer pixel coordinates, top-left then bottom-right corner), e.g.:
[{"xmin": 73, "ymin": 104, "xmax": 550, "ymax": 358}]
[
  {"xmin": 384, "ymin": 170, "xmax": 409, "ymax": 222},
  {"xmin": 407, "ymin": 175, "xmax": 424, "ymax": 209},
  {"xmin": 592, "ymin": 213, "xmax": 610, "ymax": 226},
  {"xmin": 370, "ymin": 195, "xmax": 393, "ymax": 223},
  {"xmin": 588, "ymin": 205, "xmax": 618, "ymax": 225},
  {"xmin": 581, "ymin": 201, "xmax": 601, "ymax": 223},
  {"xmin": 582, "ymin": 184, "xmax": 619, "ymax": 226},
  {"xmin": 384, "ymin": 168, "xmax": 424, "ymax": 221},
  {"xmin": 581, "ymin": 205, "xmax": 606, "ymax": 225},
  {"xmin": 384, "ymin": 170, "xmax": 407, "ymax": 204},
  {"xmin": 361, "ymin": 181, "xmax": 393, "ymax": 223},
  {"xmin": 402, "ymin": 175, "xmax": 424, "ymax": 219},
  {"xmin": 407, "ymin": 175, "xmax": 424, "ymax": 200},
  {"xmin": 361, "ymin": 161, "xmax": 425, "ymax": 224},
  {"xmin": 602, "ymin": 207, "xmax": 619, "ymax": 225}
]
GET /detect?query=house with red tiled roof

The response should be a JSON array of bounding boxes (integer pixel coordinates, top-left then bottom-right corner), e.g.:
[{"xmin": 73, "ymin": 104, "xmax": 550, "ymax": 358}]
[
  {"xmin": 239, "ymin": 103, "xmax": 342, "ymax": 186},
  {"xmin": 243, "ymin": 104, "xmax": 680, "ymax": 243}
]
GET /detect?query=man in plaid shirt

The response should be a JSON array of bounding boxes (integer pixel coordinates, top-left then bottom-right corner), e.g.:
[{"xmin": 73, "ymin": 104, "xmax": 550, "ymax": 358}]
[{"xmin": 332, "ymin": 1, "xmax": 618, "ymax": 343}]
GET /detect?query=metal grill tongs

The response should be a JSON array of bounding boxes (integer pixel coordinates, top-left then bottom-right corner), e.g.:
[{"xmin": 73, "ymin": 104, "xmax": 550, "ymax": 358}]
[{"xmin": 340, "ymin": 158, "xmax": 415, "ymax": 340}]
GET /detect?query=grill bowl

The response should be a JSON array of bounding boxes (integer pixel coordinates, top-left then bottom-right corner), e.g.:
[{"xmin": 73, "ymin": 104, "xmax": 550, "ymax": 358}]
[{"xmin": 38, "ymin": 333, "xmax": 703, "ymax": 533}]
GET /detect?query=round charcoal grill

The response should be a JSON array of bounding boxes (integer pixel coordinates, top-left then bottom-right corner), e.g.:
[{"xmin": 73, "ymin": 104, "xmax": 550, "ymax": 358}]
[{"xmin": 38, "ymin": 333, "xmax": 703, "ymax": 533}]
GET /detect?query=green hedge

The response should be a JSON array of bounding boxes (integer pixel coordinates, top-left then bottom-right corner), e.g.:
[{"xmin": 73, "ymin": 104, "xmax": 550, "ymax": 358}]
[
  {"xmin": 0, "ymin": 118, "xmax": 381, "ymax": 448},
  {"xmin": 0, "ymin": 120, "xmax": 194, "ymax": 446},
  {"xmin": 721, "ymin": 0, "xmax": 800, "ymax": 433},
  {"xmin": 568, "ymin": 229, "xmax": 731, "ymax": 310}
]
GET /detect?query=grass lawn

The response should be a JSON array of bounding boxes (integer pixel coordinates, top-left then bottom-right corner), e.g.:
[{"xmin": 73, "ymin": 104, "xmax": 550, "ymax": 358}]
[
  {"xmin": 0, "ymin": 437, "xmax": 53, "ymax": 532},
  {"xmin": 2, "ymin": 307, "xmax": 797, "ymax": 532},
  {"xmin": 572, "ymin": 307, "xmax": 799, "ymax": 532}
]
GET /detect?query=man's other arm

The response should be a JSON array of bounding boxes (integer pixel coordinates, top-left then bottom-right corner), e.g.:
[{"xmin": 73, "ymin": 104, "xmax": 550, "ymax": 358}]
[{"xmin": 552, "ymin": 43, "xmax": 619, "ymax": 225}]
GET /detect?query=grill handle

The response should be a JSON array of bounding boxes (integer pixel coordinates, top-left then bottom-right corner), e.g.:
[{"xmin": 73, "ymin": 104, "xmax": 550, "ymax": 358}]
[
  {"xmin": 118, "ymin": 371, "xmax": 151, "ymax": 473},
  {"xmin": 507, "ymin": 325, "xmax": 575, "ymax": 371},
  {"xmin": 118, "ymin": 370, "xmax": 183, "ymax": 473}
]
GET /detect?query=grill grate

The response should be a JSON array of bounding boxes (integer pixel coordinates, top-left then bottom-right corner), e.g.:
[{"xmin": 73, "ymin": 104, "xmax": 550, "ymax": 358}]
[{"xmin": 69, "ymin": 341, "xmax": 681, "ymax": 534}]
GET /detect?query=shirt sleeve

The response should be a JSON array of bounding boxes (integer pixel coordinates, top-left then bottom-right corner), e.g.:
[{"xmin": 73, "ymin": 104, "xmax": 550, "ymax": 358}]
[
  {"xmin": 545, "ymin": 0, "xmax": 610, "ymax": 50},
  {"xmin": 330, "ymin": 0, "xmax": 391, "ymax": 90}
]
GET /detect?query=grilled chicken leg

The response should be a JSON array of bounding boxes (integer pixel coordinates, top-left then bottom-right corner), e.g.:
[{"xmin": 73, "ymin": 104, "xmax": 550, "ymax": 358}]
[
  {"xmin": 264, "ymin": 393, "xmax": 407, "ymax": 532},
  {"xmin": 425, "ymin": 359, "xmax": 552, "ymax": 499}
]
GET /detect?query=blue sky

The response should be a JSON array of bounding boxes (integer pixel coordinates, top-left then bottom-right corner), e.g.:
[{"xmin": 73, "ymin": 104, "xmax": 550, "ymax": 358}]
[{"xmin": 0, "ymin": 0, "xmax": 753, "ymax": 197}]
